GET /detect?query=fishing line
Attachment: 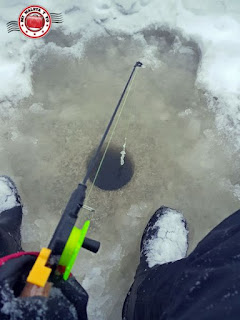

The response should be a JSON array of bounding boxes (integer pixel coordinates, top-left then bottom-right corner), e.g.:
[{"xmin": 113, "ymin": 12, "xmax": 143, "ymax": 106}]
[
  {"xmin": 85, "ymin": 65, "xmax": 141, "ymax": 205},
  {"xmin": 28, "ymin": 63, "xmax": 142, "ymax": 289},
  {"xmin": 120, "ymin": 67, "xmax": 139, "ymax": 166},
  {"xmin": 82, "ymin": 61, "xmax": 142, "ymax": 187}
]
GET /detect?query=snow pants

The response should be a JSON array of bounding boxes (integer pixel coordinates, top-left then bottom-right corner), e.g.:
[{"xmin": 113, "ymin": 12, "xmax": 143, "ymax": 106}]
[
  {"xmin": 123, "ymin": 208, "xmax": 240, "ymax": 320},
  {"xmin": 0, "ymin": 205, "xmax": 22, "ymax": 258}
]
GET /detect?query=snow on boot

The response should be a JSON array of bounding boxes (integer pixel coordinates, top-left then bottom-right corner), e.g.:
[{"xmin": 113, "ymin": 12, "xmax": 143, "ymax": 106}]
[
  {"xmin": 138, "ymin": 206, "xmax": 188, "ymax": 274},
  {"xmin": 0, "ymin": 176, "xmax": 23, "ymax": 257},
  {"xmin": 0, "ymin": 176, "xmax": 21, "ymax": 214},
  {"xmin": 122, "ymin": 206, "xmax": 189, "ymax": 318}
]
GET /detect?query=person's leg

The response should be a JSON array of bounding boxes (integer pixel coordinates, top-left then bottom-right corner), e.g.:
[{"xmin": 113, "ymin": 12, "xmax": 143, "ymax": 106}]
[
  {"xmin": 123, "ymin": 207, "xmax": 240, "ymax": 320},
  {"xmin": 122, "ymin": 206, "xmax": 188, "ymax": 319},
  {"xmin": 0, "ymin": 176, "xmax": 23, "ymax": 258}
]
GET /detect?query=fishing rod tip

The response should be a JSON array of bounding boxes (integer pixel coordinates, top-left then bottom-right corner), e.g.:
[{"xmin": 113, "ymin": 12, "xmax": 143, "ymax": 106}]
[{"xmin": 135, "ymin": 61, "xmax": 143, "ymax": 67}]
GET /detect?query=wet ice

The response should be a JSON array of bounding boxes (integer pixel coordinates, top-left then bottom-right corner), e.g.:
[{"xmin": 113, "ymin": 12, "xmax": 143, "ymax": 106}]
[{"xmin": 0, "ymin": 32, "xmax": 239, "ymax": 320}]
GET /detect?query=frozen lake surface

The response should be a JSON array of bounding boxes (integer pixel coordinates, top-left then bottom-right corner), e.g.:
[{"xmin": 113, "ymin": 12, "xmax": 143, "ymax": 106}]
[{"xmin": 0, "ymin": 30, "xmax": 239, "ymax": 319}]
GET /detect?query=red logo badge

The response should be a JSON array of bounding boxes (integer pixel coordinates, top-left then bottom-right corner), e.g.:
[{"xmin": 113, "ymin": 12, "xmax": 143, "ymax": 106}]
[
  {"xmin": 18, "ymin": 5, "xmax": 52, "ymax": 38},
  {"xmin": 7, "ymin": 6, "xmax": 63, "ymax": 38}
]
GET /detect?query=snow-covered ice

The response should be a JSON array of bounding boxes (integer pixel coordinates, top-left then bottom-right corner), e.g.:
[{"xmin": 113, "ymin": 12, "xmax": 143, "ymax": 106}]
[
  {"xmin": 0, "ymin": 1, "xmax": 240, "ymax": 319},
  {"xmin": 1, "ymin": 0, "xmax": 240, "ymax": 149}
]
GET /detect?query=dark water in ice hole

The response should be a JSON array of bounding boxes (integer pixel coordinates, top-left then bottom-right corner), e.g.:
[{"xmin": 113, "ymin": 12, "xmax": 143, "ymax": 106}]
[{"xmin": 88, "ymin": 146, "xmax": 134, "ymax": 190}]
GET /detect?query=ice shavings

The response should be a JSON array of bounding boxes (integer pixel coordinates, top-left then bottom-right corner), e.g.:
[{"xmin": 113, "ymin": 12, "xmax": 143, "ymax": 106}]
[
  {"xmin": 81, "ymin": 243, "xmax": 123, "ymax": 318},
  {"xmin": 29, "ymin": 103, "xmax": 46, "ymax": 114},
  {"xmin": 221, "ymin": 179, "xmax": 240, "ymax": 201},
  {"xmin": 0, "ymin": 177, "xmax": 20, "ymax": 213},
  {"xmin": 178, "ymin": 108, "xmax": 192, "ymax": 118},
  {"xmin": 143, "ymin": 208, "xmax": 188, "ymax": 268},
  {"xmin": 127, "ymin": 202, "xmax": 148, "ymax": 218},
  {"xmin": 232, "ymin": 184, "xmax": 240, "ymax": 200},
  {"xmin": 132, "ymin": 33, "xmax": 163, "ymax": 69}
]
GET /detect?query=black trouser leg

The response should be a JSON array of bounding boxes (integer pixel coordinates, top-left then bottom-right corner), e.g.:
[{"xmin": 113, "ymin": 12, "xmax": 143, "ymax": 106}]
[
  {"xmin": 123, "ymin": 209, "xmax": 240, "ymax": 320},
  {"xmin": 0, "ymin": 206, "xmax": 23, "ymax": 258}
]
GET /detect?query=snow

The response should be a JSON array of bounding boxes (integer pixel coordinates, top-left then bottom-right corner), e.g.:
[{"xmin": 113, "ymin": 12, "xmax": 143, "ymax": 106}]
[
  {"xmin": 1, "ymin": 0, "xmax": 240, "ymax": 148},
  {"xmin": 0, "ymin": 177, "xmax": 20, "ymax": 213},
  {"xmin": 178, "ymin": 108, "xmax": 193, "ymax": 118},
  {"xmin": 1, "ymin": 1, "xmax": 240, "ymax": 319},
  {"xmin": 143, "ymin": 208, "xmax": 188, "ymax": 268},
  {"xmin": 221, "ymin": 179, "xmax": 240, "ymax": 202},
  {"xmin": 29, "ymin": 103, "xmax": 46, "ymax": 114}
]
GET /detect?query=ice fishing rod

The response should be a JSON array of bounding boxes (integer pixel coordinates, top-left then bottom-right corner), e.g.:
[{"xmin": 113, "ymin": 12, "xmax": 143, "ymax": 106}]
[{"xmin": 23, "ymin": 61, "xmax": 143, "ymax": 295}]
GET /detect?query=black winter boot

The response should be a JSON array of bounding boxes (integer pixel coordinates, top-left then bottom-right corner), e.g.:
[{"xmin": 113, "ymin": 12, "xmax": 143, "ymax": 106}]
[{"xmin": 0, "ymin": 176, "xmax": 23, "ymax": 257}]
